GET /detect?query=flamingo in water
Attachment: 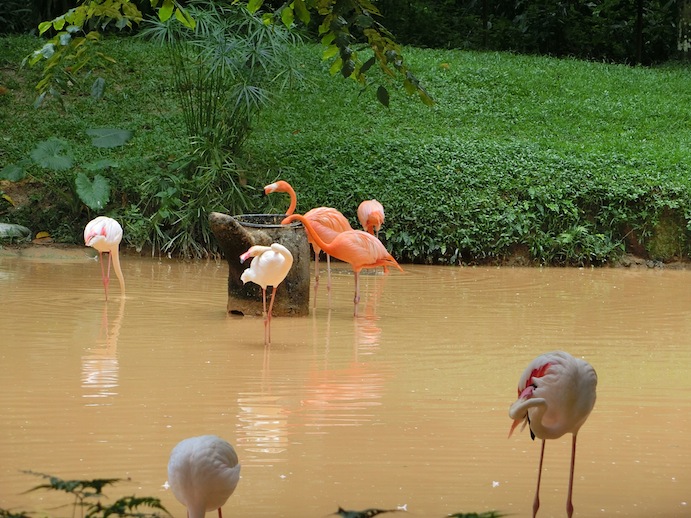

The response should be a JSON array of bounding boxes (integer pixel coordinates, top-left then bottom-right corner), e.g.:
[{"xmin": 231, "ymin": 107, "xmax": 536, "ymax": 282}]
[
  {"xmin": 281, "ymin": 214, "xmax": 402, "ymax": 316},
  {"xmin": 84, "ymin": 216, "xmax": 125, "ymax": 301},
  {"xmin": 357, "ymin": 199, "xmax": 385, "ymax": 238},
  {"xmin": 167, "ymin": 435, "xmax": 241, "ymax": 518},
  {"xmin": 240, "ymin": 243, "xmax": 293, "ymax": 344},
  {"xmin": 509, "ymin": 350, "xmax": 597, "ymax": 518},
  {"xmin": 264, "ymin": 180, "xmax": 351, "ymax": 295}
]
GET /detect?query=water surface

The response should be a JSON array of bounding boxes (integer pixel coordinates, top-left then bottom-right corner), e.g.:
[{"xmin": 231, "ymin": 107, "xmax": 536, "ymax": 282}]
[{"xmin": 1, "ymin": 249, "xmax": 690, "ymax": 517}]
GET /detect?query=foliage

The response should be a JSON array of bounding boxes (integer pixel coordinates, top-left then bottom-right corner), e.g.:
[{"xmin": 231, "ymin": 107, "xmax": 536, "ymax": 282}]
[
  {"xmin": 244, "ymin": 0, "xmax": 433, "ymax": 107},
  {"xmin": 1, "ymin": 471, "xmax": 170, "ymax": 518},
  {"xmin": 2, "ymin": 36, "xmax": 690, "ymax": 264},
  {"xmin": 375, "ymin": 0, "xmax": 681, "ymax": 65},
  {"xmin": 134, "ymin": 0, "xmax": 302, "ymax": 257},
  {"xmin": 23, "ymin": 0, "xmax": 194, "ymax": 107},
  {"xmin": 1, "ymin": 135, "xmax": 127, "ymax": 238}
]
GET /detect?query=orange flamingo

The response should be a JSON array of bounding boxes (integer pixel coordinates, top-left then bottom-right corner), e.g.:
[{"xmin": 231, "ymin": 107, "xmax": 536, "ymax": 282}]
[
  {"xmin": 281, "ymin": 214, "xmax": 402, "ymax": 316},
  {"xmin": 84, "ymin": 216, "xmax": 125, "ymax": 301},
  {"xmin": 357, "ymin": 199, "xmax": 385, "ymax": 238},
  {"xmin": 264, "ymin": 180, "xmax": 351, "ymax": 295},
  {"xmin": 509, "ymin": 350, "xmax": 598, "ymax": 518},
  {"xmin": 167, "ymin": 435, "xmax": 241, "ymax": 518},
  {"xmin": 240, "ymin": 243, "xmax": 293, "ymax": 344}
]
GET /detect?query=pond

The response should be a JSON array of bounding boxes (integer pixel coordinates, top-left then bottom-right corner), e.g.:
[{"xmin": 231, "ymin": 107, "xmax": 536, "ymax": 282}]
[{"xmin": 1, "ymin": 248, "xmax": 690, "ymax": 517}]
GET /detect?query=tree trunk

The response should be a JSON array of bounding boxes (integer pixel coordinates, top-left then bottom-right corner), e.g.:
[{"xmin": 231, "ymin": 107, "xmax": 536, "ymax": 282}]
[{"xmin": 680, "ymin": 0, "xmax": 691, "ymax": 61}]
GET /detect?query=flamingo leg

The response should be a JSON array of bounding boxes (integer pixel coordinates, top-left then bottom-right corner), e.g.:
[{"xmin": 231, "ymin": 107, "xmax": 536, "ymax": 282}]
[
  {"xmin": 99, "ymin": 251, "xmax": 110, "ymax": 301},
  {"xmin": 566, "ymin": 434, "xmax": 578, "ymax": 518},
  {"xmin": 313, "ymin": 250, "xmax": 321, "ymax": 309},
  {"xmin": 353, "ymin": 271, "xmax": 360, "ymax": 317},
  {"xmin": 533, "ymin": 439, "xmax": 546, "ymax": 518},
  {"xmin": 326, "ymin": 253, "xmax": 332, "ymax": 292},
  {"xmin": 266, "ymin": 287, "xmax": 278, "ymax": 345}
]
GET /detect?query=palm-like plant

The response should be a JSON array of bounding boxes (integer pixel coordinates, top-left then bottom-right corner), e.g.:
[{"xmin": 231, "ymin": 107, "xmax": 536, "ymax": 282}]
[{"xmin": 138, "ymin": 0, "xmax": 302, "ymax": 257}]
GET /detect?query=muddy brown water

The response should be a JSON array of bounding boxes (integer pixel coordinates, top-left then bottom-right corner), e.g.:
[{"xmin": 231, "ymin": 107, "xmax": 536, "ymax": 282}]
[{"xmin": 1, "ymin": 248, "xmax": 690, "ymax": 517}]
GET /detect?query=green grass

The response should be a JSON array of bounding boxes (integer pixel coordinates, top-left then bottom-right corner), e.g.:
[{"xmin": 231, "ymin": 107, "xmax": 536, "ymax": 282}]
[{"xmin": 1, "ymin": 35, "xmax": 690, "ymax": 264}]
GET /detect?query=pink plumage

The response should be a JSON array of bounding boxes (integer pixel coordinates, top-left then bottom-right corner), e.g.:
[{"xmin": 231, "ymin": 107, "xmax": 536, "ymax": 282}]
[
  {"xmin": 84, "ymin": 216, "xmax": 125, "ymax": 301},
  {"xmin": 357, "ymin": 199, "xmax": 385, "ymax": 237}
]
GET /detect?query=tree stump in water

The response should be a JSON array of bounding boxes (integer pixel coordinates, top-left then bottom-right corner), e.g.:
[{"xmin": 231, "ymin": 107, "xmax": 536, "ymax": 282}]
[{"xmin": 209, "ymin": 212, "xmax": 310, "ymax": 317}]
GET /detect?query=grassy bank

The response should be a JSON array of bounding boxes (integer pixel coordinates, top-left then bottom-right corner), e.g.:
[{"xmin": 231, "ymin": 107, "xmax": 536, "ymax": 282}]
[{"xmin": 1, "ymin": 35, "xmax": 690, "ymax": 264}]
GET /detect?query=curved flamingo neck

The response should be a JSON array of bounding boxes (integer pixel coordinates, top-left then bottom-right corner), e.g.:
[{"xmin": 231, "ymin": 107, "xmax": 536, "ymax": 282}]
[
  {"xmin": 278, "ymin": 181, "xmax": 297, "ymax": 215},
  {"xmin": 110, "ymin": 249, "xmax": 126, "ymax": 296},
  {"xmin": 283, "ymin": 214, "xmax": 329, "ymax": 252}
]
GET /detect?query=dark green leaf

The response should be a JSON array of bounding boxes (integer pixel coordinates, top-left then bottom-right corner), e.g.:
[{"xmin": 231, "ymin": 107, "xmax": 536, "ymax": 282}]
[
  {"xmin": 376, "ymin": 85, "xmax": 389, "ymax": 107},
  {"xmin": 75, "ymin": 172, "xmax": 110, "ymax": 210},
  {"xmin": 30, "ymin": 138, "xmax": 74, "ymax": 170},
  {"xmin": 91, "ymin": 77, "xmax": 106, "ymax": 99},
  {"xmin": 0, "ymin": 164, "xmax": 26, "ymax": 182}
]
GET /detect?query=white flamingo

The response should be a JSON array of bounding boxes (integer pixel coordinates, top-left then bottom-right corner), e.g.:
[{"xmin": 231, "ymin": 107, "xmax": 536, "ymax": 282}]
[
  {"xmin": 240, "ymin": 243, "xmax": 293, "ymax": 344},
  {"xmin": 84, "ymin": 216, "xmax": 125, "ymax": 301},
  {"xmin": 509, "ymin": 350, "xmax": 597, "ymax": 518},
  {"xmin": 167, "ymin": 435, "xmax": 241, "ymax": 518}
]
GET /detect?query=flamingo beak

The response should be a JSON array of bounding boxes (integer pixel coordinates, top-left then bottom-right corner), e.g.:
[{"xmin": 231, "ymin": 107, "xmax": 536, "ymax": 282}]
[
  {"xmin": 508, "ymin": 416, "xmax": 525, "ymax": 438},
  {"xmin": 239, "ymin": 252, "xmax": 250, "ymax": 263}
]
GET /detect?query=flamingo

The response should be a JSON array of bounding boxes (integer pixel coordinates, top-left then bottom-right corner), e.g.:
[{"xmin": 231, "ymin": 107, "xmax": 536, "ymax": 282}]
[
  {"xmin": 281, "ymin": 214, "xmax": 402, "ymax": 316},
  {"xmin": 509, "ymin": 350, "xmax": 598, "ymax": 518},
  {"xmin": 357, "ymin": 199, "xmax": 385, "ymax": 238},
  {"xmin": 264, "ymin": 180, "xmax": 351, "ymax": 295},
  {"xmin": 84, "ymin": 216, "xmax": 125, "ymax": 301},
  {"xmin": 240, "ymin": 243, "xmax": 293, "ymax": 344},
  {"xmin": 167, "ymin": 435, "xmax": 241, "ymax": 518}
]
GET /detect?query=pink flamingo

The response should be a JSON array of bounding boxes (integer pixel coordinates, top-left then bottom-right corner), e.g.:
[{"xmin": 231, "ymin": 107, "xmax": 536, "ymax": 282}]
[
  {"xmin": 167, "ymin": 435, "xmax": 241, "ymax": 518},
  {"xmin": 357, "ymin": 199, "xmax": 385, "ymax": 238},
  {"xmin": 240, "ymin": 243, "xmax": 293, "ymax": 344},
  {"xmin": 281, "ymin": 214, "xmax": 402, "ymax": 316},
  {"xmin": 264, "ymin": 180, "xmax": 351, "ymax": 295},
  {"xmin": 509, "ymin": 350, "xmax": 598, "ymax": 518},
  {"xmin": 84, "ymin": 216, "xmax": 125, "ymax": 301}
]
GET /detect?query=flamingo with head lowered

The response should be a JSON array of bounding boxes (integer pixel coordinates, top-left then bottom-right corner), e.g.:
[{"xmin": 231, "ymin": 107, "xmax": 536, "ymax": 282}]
[
  {"xmin": 84, "ymin": 216, "xmax": 125, "ymax": 301},
  {"xmin": 281, "ymin": 213, "xmax": 402, "ymax": 316},
  {"xmin": 240, "ymin": 243, "xmax": 293, "ymax": 344},
  {"xmin": 509, "ymin": 350, "xmax": 597, "ymax": 518},
  {"xmin": 264, "ymin": 180, "xmax": 351, "ymax": 297},
  {"xmin": 357, "ymin": 199, "xmax": 385, "ymax": 238}
]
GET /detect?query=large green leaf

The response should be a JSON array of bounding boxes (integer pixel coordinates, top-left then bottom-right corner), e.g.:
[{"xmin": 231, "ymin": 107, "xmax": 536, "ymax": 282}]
[
  {"xmin": 30, "ymin": 138, "xmax": 74, "ymax": 170},
  {"xmin": 86, "ymin": 128, "xmax": 133, "ymax": 148},
  {"xmin": 0, "ymin": 164, "xmax": 26, "ymax": 182},
  {"xmin": 75, "ymin": 172, "xmax": 110, "ymax": 210}
]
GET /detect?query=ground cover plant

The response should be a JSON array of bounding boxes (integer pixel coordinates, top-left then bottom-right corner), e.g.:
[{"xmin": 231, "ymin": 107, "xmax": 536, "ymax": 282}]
[{"xmin": 1, "ymin": 34, "xmax": 690, "ymax": 264}]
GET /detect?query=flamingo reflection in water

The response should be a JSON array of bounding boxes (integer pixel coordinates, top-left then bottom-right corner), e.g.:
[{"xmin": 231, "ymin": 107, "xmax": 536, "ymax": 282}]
[{"xmin": 81, "ymin": 297, "xmax": 125, "ymax": 404}]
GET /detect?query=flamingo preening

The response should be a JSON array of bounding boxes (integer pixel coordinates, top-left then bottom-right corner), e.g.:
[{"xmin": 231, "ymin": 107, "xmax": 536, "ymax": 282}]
[
  {"xmin": 357, "ymin": 199, "xmax": 385, "ymax": 238},
  {"xmin": 509, "ymin": 350, "xmax": 597, "ymax": 518},
  {"xmin": 167, "ymin": 435, "xmax": 241, "ymax": 518},
  {"xmin": 84, "ymin": 216, "xmax": 125, "ymax": 301},
  {"xmin": 264, "ymin": 180, "xmax": 351, "ymax": 296},
  {"xmin": 240, "ymin": 243, "xmax": 293, "ymax": 344},
  {"xmin": 281, "ymin": 214, "xmax": 402, "ymax": 316}
]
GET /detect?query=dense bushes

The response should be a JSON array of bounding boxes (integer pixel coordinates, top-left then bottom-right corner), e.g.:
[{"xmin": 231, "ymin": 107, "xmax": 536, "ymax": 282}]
[{"xmin": 1, "ymin": 37, "xmax": 690, "ymax": 265}]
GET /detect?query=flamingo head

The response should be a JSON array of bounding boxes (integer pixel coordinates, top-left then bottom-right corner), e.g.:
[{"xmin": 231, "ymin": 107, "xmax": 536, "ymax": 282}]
[{"xmin": 264, "ymin": 180, "xmax": 290, "ymax": 195}]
